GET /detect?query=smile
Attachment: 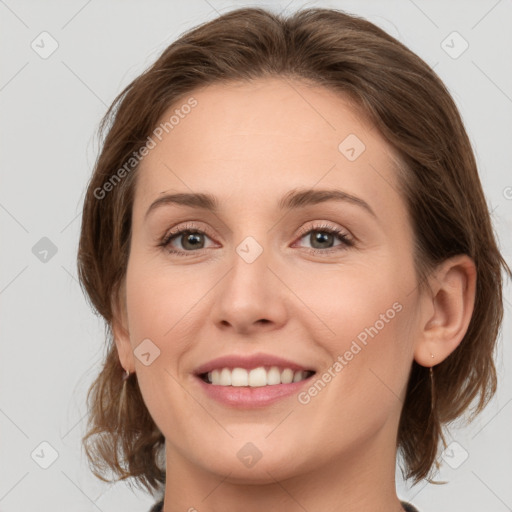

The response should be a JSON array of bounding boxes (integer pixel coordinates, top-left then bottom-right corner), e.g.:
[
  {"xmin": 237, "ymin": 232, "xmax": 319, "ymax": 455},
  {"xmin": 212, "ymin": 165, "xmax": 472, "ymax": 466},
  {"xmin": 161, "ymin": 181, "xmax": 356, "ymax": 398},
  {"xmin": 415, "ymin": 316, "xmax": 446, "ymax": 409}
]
[{"xmin": 200, "ymin": 366, "xmax": 316, "ymax": 387}]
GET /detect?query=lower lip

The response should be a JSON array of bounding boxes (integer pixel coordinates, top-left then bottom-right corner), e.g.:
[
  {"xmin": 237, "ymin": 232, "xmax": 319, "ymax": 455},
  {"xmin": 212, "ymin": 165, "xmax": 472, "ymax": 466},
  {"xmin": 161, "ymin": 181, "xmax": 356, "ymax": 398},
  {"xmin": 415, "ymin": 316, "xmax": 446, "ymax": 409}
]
[{"xmin": 194, "ymin": 374, "xmax": 315, "ymax": 408}]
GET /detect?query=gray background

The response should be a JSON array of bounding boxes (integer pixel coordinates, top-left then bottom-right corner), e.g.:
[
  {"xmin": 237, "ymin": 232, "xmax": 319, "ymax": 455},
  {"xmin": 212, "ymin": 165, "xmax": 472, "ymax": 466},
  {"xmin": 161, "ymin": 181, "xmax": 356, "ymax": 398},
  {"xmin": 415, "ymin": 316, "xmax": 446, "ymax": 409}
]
[{"xmin": 1, "ymin": 0, "xmax": 511, "ymax": 511}]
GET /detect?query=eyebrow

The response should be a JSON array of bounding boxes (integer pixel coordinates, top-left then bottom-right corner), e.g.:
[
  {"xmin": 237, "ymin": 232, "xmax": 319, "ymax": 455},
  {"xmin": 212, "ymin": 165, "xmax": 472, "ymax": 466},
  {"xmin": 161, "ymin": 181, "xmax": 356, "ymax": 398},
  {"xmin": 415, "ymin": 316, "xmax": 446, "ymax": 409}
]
[{"xmin": 145, "ymin": 188, "xmax": 376, "ymax": 219}]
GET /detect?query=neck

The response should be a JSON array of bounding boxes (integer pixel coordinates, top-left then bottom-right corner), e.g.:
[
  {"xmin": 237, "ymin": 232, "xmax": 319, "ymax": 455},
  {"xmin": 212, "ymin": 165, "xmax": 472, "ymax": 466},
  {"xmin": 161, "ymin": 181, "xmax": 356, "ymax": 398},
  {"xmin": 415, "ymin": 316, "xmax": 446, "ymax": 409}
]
[{"xmin": 161, "ymin": 416, "xmax": 405, "ymax": 512}]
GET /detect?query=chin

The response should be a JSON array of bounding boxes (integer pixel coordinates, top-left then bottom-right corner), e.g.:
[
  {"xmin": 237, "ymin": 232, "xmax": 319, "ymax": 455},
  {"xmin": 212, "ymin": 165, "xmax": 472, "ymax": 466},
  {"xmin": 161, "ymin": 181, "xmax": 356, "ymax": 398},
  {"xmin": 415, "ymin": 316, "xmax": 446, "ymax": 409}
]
[{"xmin": 187, "ymin": 439, "xmax": 312, "ymax": 483}]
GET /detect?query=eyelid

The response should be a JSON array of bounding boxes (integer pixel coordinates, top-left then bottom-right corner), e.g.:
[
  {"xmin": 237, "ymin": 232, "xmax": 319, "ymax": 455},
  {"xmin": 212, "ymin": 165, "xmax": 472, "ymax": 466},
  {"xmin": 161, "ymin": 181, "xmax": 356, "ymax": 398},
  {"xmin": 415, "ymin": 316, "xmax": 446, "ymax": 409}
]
[
  {"xmin": 293, "ymin": 221, "xmax": 352, "ymax": 242},
  {"xmin": 159, "ymin": 220, "xmax": 355, "ymax": 255},
  {"xmin": 161, "ymin": 221, "xmax": 216, "ymax": 244}
]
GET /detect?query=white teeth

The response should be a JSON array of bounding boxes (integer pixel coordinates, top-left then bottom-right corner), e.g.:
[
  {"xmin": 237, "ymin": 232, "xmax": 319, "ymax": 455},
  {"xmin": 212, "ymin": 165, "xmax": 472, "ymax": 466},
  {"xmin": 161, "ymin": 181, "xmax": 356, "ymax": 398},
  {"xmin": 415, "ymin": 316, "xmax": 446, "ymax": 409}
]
[
  {"xmin": 206, "ymin": 366, "xmax": 312, "ymax": 387},
  {"xmin": 248, "ymin": 367, "xmax": 267, "ymax": 387},
  {"xmin": 293, "ymin": 370, "xmax": 305, "ymax": 383},
  {"xmin": 231, "ymin": 368, "xmax": 249, "ymax": 387},
  {"xmin": 267, "ymin": 366, "xmax": 281, "ymax": 385},
  {"xmin": 219, "ymin": 368, "xmax": 231, "ymax": 386},
  {"xmin": 281, "ymin": 368, "xmax": 294, "ymax": 384}
]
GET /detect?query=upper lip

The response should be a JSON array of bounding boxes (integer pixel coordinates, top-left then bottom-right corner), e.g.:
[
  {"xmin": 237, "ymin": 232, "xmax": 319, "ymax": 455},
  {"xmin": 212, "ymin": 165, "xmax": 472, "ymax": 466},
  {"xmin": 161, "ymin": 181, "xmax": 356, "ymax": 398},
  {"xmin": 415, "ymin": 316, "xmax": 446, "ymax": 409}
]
[{"xmin": 194, "ymin": 353, "xmax": 316, "ymax": 375}]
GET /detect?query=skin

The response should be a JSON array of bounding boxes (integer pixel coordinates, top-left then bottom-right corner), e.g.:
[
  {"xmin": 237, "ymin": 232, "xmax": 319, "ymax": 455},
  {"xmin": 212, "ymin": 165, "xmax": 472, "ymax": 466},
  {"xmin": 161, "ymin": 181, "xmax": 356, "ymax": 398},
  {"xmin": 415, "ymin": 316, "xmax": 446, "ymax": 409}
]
[{"xmin": 113, "ymin": 78, "xmax": 476, "ymax": 512}]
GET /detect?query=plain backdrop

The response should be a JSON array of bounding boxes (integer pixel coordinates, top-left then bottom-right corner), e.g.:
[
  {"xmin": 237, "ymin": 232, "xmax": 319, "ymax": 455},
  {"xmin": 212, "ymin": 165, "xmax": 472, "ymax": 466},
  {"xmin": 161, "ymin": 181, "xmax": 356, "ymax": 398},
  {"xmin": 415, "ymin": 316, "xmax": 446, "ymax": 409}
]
[{"xmin": 1, "ymin": 1, "xmax": 511, "ymax": 511}]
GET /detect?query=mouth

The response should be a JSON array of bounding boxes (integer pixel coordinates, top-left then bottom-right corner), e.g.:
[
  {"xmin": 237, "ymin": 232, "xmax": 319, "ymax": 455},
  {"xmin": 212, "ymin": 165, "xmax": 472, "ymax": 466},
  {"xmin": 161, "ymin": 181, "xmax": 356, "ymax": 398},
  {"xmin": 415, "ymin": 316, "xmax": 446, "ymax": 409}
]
[{"xmin": 197, "ymin": 366, "xmax": 316, "ymax": 387}]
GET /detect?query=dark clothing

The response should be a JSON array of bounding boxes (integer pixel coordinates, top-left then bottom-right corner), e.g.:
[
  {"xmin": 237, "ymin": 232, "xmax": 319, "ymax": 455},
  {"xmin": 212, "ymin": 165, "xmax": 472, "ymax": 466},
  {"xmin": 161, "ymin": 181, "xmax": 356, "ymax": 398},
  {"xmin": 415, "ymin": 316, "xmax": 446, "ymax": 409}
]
[
  {"xmin": 149, "ymin": 499, "xmax": 419, "ymax": 511},
  {"xmin": 402, "ymin": 502, "xmax": 420, "ymax": 512},
  {"xmin": 149, "ymin": 501, "xmax": 163, "ymax": 512}
]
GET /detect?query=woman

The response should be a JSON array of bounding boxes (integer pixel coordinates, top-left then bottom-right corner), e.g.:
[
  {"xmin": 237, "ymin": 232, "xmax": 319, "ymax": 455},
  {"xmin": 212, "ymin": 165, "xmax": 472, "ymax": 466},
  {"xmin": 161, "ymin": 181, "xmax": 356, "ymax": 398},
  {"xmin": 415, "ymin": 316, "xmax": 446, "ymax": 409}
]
[{"xmin": 77, "ymin": 7, "xmax": 510, "ymax": 512}]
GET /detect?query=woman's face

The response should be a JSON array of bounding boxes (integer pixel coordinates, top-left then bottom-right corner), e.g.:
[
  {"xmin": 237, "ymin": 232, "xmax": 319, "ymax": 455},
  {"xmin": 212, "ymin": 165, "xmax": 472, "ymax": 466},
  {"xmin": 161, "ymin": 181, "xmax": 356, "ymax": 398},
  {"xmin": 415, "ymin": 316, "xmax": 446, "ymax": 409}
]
[{"xmin": 115, "ymin": 78, "xmax": 429, "ymax": 482}]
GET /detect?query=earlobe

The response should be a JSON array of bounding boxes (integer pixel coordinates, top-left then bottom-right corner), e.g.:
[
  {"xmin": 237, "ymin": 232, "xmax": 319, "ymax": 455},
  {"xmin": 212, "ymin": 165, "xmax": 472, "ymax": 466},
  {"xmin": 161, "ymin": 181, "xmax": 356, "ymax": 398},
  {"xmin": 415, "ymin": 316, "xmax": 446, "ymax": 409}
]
[
  {"xmin": 414, "ymin": 254, "xmax": 477, "ymax": 367},
  {"xmin": 111, "ymin": 284, "xmax": 135, "ymax": 373}
]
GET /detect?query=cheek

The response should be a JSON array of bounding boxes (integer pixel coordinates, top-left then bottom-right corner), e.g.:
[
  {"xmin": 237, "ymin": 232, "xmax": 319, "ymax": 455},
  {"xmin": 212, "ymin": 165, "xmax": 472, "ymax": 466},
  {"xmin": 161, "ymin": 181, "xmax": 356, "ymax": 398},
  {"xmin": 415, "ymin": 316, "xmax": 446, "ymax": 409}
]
[
  {"xmin": 291, "ymin": 260, "xmax": 415, "ymax": 406},
  {"xmin": 124, "ymin": 252, "xmax": 207, "ymax": 345},
  {"xmin": 288, "ymin": 261, "xmax": 406, "ymax": 344},
  {"xmin": 123, "ymin": 257, "xmax": 204, "ymax": 435}
]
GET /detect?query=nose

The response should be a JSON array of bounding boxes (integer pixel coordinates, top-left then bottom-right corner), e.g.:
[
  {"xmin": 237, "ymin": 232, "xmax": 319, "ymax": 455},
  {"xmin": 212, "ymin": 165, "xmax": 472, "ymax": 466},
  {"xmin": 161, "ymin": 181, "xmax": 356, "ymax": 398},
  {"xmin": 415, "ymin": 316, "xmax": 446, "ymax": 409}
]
[{"xmin": 211, "ymin": 241, "xmax": 289, "ymax": 335}]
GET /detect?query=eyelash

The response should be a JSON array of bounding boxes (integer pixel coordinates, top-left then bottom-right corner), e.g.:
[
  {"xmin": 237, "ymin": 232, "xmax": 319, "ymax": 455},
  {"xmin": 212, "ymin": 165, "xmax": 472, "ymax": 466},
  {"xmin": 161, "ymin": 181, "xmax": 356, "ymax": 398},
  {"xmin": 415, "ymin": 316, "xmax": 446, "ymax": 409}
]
[{"xmin": 158, "ymin": 222, "xmax": 354, "ymax": 257}]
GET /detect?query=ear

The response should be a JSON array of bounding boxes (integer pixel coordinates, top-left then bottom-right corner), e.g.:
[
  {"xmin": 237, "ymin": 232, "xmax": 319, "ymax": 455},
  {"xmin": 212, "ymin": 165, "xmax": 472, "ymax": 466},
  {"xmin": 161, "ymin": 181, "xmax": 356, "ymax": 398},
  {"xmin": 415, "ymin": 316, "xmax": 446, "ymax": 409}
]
[
  {"xmin": 111, "ymin": 279, "xmax": 136, "ymax": 373},
  {"xmin": 414, "ymin": 254, "xmax": 477, "ymax": 367}
]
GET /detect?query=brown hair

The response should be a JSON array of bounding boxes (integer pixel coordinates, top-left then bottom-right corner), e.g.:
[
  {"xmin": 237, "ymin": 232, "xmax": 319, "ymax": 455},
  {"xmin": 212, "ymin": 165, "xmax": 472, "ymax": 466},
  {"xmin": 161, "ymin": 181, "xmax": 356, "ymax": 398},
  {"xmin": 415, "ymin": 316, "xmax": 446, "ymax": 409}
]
[{"xmin": 77, "ymin": 6, "xmax": 511, "ymax": 494}]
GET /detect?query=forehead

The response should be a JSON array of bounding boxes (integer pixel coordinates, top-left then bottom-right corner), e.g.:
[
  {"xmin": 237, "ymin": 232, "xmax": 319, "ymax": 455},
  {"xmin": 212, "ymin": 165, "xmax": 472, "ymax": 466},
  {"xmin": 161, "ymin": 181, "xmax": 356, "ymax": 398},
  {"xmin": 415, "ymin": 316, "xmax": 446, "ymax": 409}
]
[{"xmin": 134, "ymin": 78, "xmax": 403, "ymax": 215}]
